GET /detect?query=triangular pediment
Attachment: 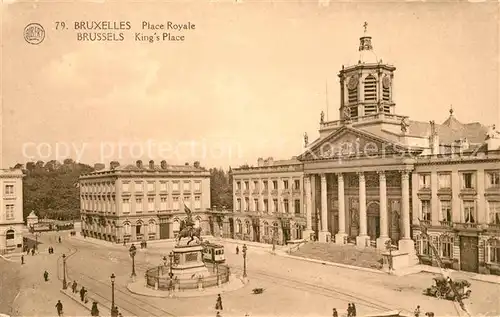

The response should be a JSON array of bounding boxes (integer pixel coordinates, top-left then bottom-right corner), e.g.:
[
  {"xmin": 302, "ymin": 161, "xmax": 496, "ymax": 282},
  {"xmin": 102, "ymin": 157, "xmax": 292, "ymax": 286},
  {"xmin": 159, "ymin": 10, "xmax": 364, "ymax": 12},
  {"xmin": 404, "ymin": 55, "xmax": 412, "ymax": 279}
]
[{"xmin": 298, "ymin": 126, "xmax": 410, "ymax": 161}]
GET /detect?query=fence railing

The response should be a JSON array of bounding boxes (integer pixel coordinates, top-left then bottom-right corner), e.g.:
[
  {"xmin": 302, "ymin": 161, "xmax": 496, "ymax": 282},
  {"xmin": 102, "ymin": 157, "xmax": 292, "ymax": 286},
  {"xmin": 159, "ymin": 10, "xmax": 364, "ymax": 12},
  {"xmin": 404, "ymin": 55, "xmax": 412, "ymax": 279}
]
[{"xmin": 145, "ymin": 262, "xmax": 230, "ymax": 291}]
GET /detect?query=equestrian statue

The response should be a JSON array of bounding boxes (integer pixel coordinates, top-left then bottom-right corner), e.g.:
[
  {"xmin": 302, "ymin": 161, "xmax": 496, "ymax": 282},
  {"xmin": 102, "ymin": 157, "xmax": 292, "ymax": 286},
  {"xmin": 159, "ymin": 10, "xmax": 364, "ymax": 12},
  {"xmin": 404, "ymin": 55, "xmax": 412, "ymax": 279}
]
[{"xmin": 176, "ymin": 204, "xmax": 203, "ymax": 246}]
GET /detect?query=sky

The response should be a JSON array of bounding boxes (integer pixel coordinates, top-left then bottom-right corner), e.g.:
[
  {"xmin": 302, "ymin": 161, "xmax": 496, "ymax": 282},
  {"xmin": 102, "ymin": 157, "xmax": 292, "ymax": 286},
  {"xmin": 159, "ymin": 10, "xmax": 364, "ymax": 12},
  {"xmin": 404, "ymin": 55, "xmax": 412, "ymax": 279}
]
[{"xmin": 1, "ymin": 1, "xmax": 499, "ymax": 169}]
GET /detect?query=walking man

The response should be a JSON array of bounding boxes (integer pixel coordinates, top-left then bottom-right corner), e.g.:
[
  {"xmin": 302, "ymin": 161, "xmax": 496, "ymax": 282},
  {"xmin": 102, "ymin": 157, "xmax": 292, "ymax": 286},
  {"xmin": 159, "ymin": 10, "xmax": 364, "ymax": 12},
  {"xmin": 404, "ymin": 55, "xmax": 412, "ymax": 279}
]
[
  {"xmin": 414, "ymin": 305, "xmax": 421, "ymax": 317},
  {"xmin": 72, "ymin": 281, "xmax": 78, "ymax": 293},
  {"xmin": 215, "ymin": 294, "xmax": 223, "ymax": 310},
  {"xmin": 332, "ymin": 308, "xmax": 338, "ymax": 317},
  {"xmin": 352, "ymin": 303, "xmax": 357, "ymax": 317},
  {"xmin": 44, "ymin": 270, "xmax": 49, "ymax": 281},
  {"xmin": 347, "ymin": 303, "xmax": 352, "ymax": 317},
  {"xmin": 21, "ymin": 255, "xmax": 24, "ymax": 265},
  {"xmin": 91, "ymin": 301, "xmax": 99, "ymax": 316},
  {"xmin": 236, "ymin": 246, "xmax": 239, "ymax": 255},
  {"xmin": 55, "ymin": 300, "xmax": 63, "ymax": 316},
  {"xmin": 80, "ymin": 286, "xmax": 87, "ymax": 302}
]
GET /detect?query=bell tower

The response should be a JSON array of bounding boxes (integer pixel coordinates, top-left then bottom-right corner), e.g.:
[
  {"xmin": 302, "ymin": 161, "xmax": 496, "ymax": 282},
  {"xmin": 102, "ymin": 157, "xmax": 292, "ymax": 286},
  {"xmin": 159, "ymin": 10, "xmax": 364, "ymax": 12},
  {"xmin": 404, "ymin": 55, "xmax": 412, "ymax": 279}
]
[{"xmin": 338, "ymin": 22, "xmax": 396, "ymax": 122}]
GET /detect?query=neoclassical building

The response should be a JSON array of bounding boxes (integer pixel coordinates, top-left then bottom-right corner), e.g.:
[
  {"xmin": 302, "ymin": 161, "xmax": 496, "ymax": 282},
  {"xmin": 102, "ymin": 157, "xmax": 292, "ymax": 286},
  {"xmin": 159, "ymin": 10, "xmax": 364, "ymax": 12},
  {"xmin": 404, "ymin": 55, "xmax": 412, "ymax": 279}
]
[
  {"xmin": 79, "ymin": 160, "xmax": 211, "ymax": 243},
  {"xmin": 230, "ymin": 27, "xmax": 500, "ymax": 274},
  {"xmin": 0, "ymin": 169, "xmax": 24, "ymax": 254}
]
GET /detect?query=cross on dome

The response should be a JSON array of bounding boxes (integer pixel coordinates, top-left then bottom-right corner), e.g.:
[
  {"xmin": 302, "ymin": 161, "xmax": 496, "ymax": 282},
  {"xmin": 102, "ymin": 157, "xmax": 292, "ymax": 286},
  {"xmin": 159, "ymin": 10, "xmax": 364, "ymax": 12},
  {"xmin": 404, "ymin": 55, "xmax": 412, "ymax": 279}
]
[{"xmin": 363, "ymin": 22, "xmax": 368, "ymax": 34}]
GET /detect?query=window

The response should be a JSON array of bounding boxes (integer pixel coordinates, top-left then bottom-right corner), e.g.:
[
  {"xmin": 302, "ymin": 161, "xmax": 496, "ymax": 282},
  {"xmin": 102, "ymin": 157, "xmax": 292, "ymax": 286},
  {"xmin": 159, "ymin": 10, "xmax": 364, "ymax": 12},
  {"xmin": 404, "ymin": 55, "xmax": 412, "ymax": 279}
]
[
  {"xmin": 253, "ymin": 181, "xmax": 258, "ymax": 191},
  {"xmin": 172, "ymin": 182, "xmax": 180, "ymax": 191},
  {"xmin": 173, "ymin": 197, "xmax": 179, "ymax": 210},
  {"xmin": 148, "ymin": 198, "xmax": 154, "ymax": 211},
  {"xmin": 463, "ymin": 200, "xmax": 475, "ymax": 223},
  {"xmin": 195, "ymin": 196, "xmax": 201, "ymax": 209},
  {"xmin": 194, "ymin": 181, "xmax": 202, "ymax": 192},
  {"xmin": 236, "ymin": 220, "xmax": 242, "ymax": 234},
  {"xmin": 294, "ymin": 180, "xmax": 300, "ymax": 190},
  {"xmin": 183, "ymin": 181, "xmax": 191, "ymax": 192},
  {"xmin": 439, "ymin": 235, "xmax": 453, "ymax": 259},
  {"xmin": 272, "ymin": 180, "xmax": 278, "ymax": 190},
  {"xmin": 419, "ymin": 174, "xmax": 431, "ymax": 189},
  {"xmin": 461, "ymin": 172, "xmax": 475, "ymax": 189},
  {"xmin": 284, "ymin": 199, "xmax": 289, "ymax": 213},
  {"xmin": 440, "ymin": 200, "xmax": 452, "ymax": 222},
  {"xmin": 135, "ymin": 182, "xmax": 143, "ymax": 192},
  {"xmin": 263, "ymin": 221, "xmax": 269, "ymax": 236},
  {"xmin": 6, "ymin": 229, "xmax": 14, "ymax": 240},
  {"xmin": 4, "ymin": 184, "xmax": 14, "ymax": 195},
  {"xmin": 245, "ymin": 220, "xmax": 251, "ymax": 235},
  {"xmin": 148, "ymin": 220, "xmax": 156, "ymax": 233},
  {"xmin": 237, "ymin": 181, "xmax": 241, "ymax": 190},
  {"xmin": 136, "ymin": 222, "xmax": 142, "ymax": 235},
  {"xmin": 421, "ymin": 200, "xmax": 431, "ymax": 221},
  {"xmin": 486, "ymin": 239, "xmax": 500, "ymax": 264},
  {"xmin": 123, "ymin": 182, "xmax": 129, "ymax": 192},
  {"xmin": 254, "ymin": 199, "xmax": 259, "ymax": 212},
  {"xmin": 244, "ymin": 181, "xmax": 249, "ymax": 190},
  {"xmin": 487, "ymin": 171, "xmax": 500, "ymax": 188},
  {"xmin": 263, "ymin": 181, "xmax": 268, "ymax": 190},
  {"xmin": 136, "ymin": 198, "xmax": 143, "ymax": 212},
  {"xmin": 364, "ymin": 75, "xmax": 377, "ymax": 103},
  {"xmin": 416, "ymin": 235, "xmax": 431, "ymax": 256},
  {"xmin": 160, "ymin": 197, "xmax": 167, "ymax": 210},
  {"xmin": 438, "ymin": 173, "xmax": 451, "ymax": 189},
  {"xmin": 147, "ymin": 182, "xmax": 154, "ymax": 192},
  {"xmin": 173, "ymin": 220, "xmax": 180, "ymax": 233},
  {"xmin": 294, "ymin": 199, "xmax": 301, "ymax": 215},
  {"xmin": 283, "ymin": 180, "xmax": 289, "ymax": 189},
  {"xmin": 160, "ymin": 182, "xmax": 167, "ymax": 191},
  {"xmin": 5, "ymin": 204, "xmax": 14, "ymax": 220},
  {"xmin": 489, "ymin": 201, "xmax": 500, "ymax": 224},
  {"xmin": 123, "ymin": 222, "xmax": 131, "ymax": 235},
  {"xmin": 264, "ymin": 199, "xmax": 269, "ymax": 212},
  {"xmin": 244, "ymin": 198, "xmax": 249, "ymax": 211},
  {"xmin": 236, "ymin": 199, "xmax": 241, "ymax": 211},
  {"xmin": 273, "ymin": 199, "xmax": 278, "ymax": 212}
]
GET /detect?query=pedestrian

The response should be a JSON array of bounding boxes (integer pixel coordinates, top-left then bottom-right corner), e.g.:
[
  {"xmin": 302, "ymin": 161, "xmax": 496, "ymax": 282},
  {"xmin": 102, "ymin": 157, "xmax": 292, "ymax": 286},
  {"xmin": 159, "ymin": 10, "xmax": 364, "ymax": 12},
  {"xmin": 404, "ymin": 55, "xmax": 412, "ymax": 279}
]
[
  {"xmin": 123, "ymin": 240, "xmax": 126, "ymax": 246},
  {"xmin": 44, "ymin": 270, "xmax": 49, "ymax": 281},
  {"xmin": 347, "ymin": 303, "xmax": 352, "ymax": 317},
  {"xmin": 80, "ymin": 286, "xmax": 86, "ymax": 302},
  {"xmin": 91, "ymin": 301, "xmax": 99, "ymax": 316},
  {"xmin": 55, "ymin": 300, "xmax": 63, "ymax": 316},
  {"xmin": 31, "ymin": 248, "xmax": 35, "ymax": 256},
  {"xmin": 332, "ymin": 308, "xmax": 338, "ymax": 317},
  {"xmin": 21, "ymin": 255, "xmax": 24, "ymax": 265},
  {"xmin": 352, "ymin": 303, "xmax": 357, "ymax": 317},
  {"xmin": 236, "ymin": 246, "xmax": 239, "ymax": 255},
  {"xmin": 414, "ymin": 306, "xmax": 421, "ymax": 317},
  {"xmin": 84, "ymin": 290, "xmax": 89, "ymax": 303},
  {"xmin": 215, "ymin": 294, "xmax": 223, "ymax": 310},
  {"xmin": 58, "ymin": 236, "xmax": 62, "ymax": 243},
  {"xmin": 425, "ymin": 313, "xmax": 434, "ymax": 317},
  {"xmin": 72, "ymin": 281, "xmax": 77, "ymax": 293}
]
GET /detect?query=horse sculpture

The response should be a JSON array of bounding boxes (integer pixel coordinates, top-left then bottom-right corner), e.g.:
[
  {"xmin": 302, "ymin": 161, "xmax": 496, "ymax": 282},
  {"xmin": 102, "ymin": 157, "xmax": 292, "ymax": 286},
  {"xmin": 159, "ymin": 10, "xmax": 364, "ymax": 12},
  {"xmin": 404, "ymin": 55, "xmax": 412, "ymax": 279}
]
[{"xmin": 176, "ymin": 219, "xmax": 203, "ymax": 246}]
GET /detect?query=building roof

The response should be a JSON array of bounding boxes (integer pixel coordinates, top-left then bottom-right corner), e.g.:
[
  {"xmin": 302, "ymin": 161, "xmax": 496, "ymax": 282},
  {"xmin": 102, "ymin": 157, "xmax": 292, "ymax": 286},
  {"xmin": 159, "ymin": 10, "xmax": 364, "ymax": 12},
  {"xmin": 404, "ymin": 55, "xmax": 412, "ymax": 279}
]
[{"xmin": 27, "ymin": 211, "xmax": 38, "ymax": 219}]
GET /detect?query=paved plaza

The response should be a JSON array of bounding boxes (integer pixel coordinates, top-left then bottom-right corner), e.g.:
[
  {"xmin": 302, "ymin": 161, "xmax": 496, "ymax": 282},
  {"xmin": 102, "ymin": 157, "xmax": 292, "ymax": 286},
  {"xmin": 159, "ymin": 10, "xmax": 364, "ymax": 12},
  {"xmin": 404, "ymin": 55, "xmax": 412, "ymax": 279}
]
[{"xmin": 2, "ymin": 231, "xmax": 500, "ymax": 317}]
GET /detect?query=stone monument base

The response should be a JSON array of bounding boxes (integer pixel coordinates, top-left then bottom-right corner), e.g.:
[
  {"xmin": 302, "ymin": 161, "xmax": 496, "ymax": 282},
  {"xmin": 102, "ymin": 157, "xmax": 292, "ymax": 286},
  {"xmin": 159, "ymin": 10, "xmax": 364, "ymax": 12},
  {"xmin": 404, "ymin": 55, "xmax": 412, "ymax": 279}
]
[{"xmin": 171, "ymin": 244, "xmax": 210, "ymax": 278}]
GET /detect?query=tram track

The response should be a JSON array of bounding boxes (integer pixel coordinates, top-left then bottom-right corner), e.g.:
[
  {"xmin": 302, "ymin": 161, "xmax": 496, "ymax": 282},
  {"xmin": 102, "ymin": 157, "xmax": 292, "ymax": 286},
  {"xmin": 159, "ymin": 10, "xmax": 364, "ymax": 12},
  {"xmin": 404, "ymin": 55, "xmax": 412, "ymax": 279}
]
[{"xmin": 56, "ymin": 242, "xmax": 177, "ymax": 317}]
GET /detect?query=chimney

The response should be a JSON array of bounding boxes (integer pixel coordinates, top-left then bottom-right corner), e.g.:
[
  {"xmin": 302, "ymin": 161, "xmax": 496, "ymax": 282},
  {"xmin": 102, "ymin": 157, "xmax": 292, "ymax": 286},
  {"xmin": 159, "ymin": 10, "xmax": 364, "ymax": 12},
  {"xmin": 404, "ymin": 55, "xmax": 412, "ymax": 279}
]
[
  {"xmin": 257, "ymin": 158, "xmax": 264, "ymax": 167},
  {"xmin": 160, "ymin": 160, "xmax": 167, "ymax": 169},
  {"xmin": 267, "ymin": 157, "xmax": 274, "ymax": 166},
  {"xmin": 193, "ymin": 161, "xmax": 200, "ymax": 168},
  {"xmin": 149, "ymin": 160, "xmax": 155, "ymax": 169},
  {"xmin": 110, "ymin": 161, "xmax": 120, "ymax": 170},
  {"xmin": 136, "ymin": 160, "xmax": 143, "ymax": 168},
  {"xmin": 94, "ymin": 163, "xmax": 105, "ymax": 171}
]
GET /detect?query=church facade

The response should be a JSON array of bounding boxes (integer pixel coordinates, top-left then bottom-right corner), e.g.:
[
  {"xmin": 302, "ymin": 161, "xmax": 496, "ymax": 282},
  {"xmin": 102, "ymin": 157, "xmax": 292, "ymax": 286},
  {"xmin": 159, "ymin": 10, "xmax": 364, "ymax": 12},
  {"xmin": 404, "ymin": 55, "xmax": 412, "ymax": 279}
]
[{"xmin": 230, "ymin": 28, "xmax": 500, "ymax": 275}]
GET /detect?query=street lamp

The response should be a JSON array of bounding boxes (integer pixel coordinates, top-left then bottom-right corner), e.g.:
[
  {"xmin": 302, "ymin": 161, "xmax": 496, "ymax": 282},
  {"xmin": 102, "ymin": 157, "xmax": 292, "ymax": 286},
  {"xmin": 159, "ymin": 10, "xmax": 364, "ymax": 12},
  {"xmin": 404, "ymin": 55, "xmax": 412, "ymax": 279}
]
[
  {"xmin": 129, "ymin": 244, "xmax": 137, "ymax": 278},
  {"xmin": 110, "ymin": 273, "xmax": 117, "ymax": 317},
  {"xmin": 168, "ymin": 251, "xmax": 174, "ymax": 291},
  {"xmin": 242, "ymin": 244, "xmax": 247, "ymax": 278},
  {"xmin": 62, "ymin": 254, "xmax": 67, "ymax": 289}
]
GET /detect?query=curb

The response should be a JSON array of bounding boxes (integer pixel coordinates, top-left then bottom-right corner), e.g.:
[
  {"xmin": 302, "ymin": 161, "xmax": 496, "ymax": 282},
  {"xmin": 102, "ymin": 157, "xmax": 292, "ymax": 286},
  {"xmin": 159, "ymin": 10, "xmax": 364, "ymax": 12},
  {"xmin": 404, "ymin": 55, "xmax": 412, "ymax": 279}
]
[{"xmin": 59, "ymin": 289, "xmax": 111, "ymax": 316}]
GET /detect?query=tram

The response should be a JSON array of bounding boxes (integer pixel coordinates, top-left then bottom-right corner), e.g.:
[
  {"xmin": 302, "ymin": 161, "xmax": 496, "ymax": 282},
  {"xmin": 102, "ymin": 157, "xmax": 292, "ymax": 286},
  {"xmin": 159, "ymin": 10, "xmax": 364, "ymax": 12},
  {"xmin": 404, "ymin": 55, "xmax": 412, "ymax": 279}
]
[{"xmin": 202, "ymin": 242, "xmax": 225, "ymax": 263}]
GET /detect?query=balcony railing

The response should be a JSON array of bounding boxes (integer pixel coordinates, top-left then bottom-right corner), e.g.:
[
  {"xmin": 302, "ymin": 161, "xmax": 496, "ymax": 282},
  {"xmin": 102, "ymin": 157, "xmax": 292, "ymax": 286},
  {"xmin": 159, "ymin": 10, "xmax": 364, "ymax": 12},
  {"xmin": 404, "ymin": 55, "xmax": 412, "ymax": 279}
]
[
  {"xmin": 453, "ymin": 222, "xmax": 480, "ymax": 230},
  {"xmin": 439, "ymin": 221, "xmax": 453, "ymax": 227},
  {"xmin": 487, "ymin": 223, "xmax": 500, "ymax": 230}
]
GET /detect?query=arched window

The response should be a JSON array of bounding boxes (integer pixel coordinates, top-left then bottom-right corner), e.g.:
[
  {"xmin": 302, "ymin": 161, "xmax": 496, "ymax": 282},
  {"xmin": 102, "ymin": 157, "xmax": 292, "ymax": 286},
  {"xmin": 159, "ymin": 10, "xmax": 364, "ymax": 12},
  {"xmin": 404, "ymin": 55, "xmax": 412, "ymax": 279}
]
[
  {"xmin": 439, "ymin": 234, "xmax": 454, "ymax": 259},
  {"xmin": 364, "ymin": 75, "xmax": 377, "ymax": 102},
  {"xmin": 486, "ymin": 238, "xmax": 500, "ymax": 264},
  {"xmin": 245, "ymin": 220, "xmax": 251, "ymax": 235},
  {"xmin": 123, "ymin": 222, "xmax": 131, "ymax": 235},
  {"xmin": 236, "ymin": 219, "xmax": 242, "ymax": 234},
  {"xmin": 263, "ymin": 221, "xmax": 269, "ymax": 236},
  {"xmin": 6, "ymin": 229, "xmax": 14, "ymax": 240},
  {"xmin": 194, "ymin": 217, "xmax": 201, "ymax": 228},
  {"xmin": 272, "ymin": 222, "xmax": 279, "ymax": 235},
  {"xmin": 173, "ymin": 219, "xmax": 180, "ymax": 233},
  {"xmin": 148, "ymin": 220, "xmax": 156, "ymax": 233},
  {"xmin": 136, "ymin": 220, "xmax": 143, "ymax": 235}
]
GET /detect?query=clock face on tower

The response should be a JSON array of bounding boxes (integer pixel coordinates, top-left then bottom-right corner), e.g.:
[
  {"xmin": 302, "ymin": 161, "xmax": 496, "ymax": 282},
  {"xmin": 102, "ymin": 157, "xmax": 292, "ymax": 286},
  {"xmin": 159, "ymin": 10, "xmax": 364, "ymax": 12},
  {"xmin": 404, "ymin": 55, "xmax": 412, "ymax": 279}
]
[
  {"xmin": 383, "ymin": 76, "xmax": 391, "ymax": 89},
  {"xmin": 347, "ymin": 76, "xmax": 359, "ymax": 90}
]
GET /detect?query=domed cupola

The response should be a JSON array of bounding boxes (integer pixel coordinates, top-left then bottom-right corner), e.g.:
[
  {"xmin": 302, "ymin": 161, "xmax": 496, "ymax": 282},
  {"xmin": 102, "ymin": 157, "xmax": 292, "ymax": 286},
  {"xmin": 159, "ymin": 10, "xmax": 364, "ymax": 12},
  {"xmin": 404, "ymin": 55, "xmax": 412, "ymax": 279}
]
[{"xmin": 358, "ymin": 22, "xmax": 378, "ymax": 64}]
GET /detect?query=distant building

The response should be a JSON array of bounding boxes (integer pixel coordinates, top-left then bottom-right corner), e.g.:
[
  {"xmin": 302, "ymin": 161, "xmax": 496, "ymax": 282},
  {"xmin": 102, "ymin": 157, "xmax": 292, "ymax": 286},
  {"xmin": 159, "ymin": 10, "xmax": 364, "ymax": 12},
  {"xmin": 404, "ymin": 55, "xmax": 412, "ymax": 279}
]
[
  {"xmin": 26, "ymin": 210, "xmax": 39, "ymax": 228},
  {"xmin": 229, "ymin": 25, "xmax": 500, "ymax": 275},
  {"xmin": 0, "ymin": 169, "xmax": 24, "ymax": 254},
  {"xmin": 79, "ymin": 160, "xmax": 211, "ymax": 243}
]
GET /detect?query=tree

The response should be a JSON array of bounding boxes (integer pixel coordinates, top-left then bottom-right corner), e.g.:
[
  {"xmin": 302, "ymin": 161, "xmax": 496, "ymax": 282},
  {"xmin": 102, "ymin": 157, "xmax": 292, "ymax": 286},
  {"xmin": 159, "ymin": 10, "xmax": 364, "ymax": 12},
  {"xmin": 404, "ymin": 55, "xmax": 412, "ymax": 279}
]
[{"xmin": 210, "ymin": 167, "xmax": 233, "ymax": 210}]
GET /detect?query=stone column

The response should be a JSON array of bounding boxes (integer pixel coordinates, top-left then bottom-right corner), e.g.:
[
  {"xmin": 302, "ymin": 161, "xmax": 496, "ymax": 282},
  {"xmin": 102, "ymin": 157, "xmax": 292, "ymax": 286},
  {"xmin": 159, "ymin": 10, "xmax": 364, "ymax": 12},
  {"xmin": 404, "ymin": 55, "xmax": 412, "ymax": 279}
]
[
  {"xmin": 335, "ymin": 173, "xmax": 347, "ymax": 245},
  {"xmin": 376, "ymin": 171, "xmax": 390, "ymax": 250},
  {"xmin": 259, "ymin": 179, "xmax": 265, "ymax": 212},
  {"xmin": 398, "ymin": 170, "xmax": 417, "ymax": 262},
  {"xmin": 356, "ymin": 172, "xmax": 369, "ymax": 247},
  {"xmin": 319, "ymin": 174, "xmax": 331, "ymax": 242},
  {"xmin": 304, "ymin": 175, "xmax": 313, "ymax": 240}
]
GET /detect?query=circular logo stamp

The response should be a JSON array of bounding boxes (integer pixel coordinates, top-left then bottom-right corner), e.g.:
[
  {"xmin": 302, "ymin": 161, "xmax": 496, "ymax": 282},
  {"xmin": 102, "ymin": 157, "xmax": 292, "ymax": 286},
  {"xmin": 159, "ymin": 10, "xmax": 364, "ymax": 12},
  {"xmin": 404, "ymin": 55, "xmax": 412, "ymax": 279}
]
[{"xmin": 24, "ymin": 23, "xmax": 45, "ymax": 45}]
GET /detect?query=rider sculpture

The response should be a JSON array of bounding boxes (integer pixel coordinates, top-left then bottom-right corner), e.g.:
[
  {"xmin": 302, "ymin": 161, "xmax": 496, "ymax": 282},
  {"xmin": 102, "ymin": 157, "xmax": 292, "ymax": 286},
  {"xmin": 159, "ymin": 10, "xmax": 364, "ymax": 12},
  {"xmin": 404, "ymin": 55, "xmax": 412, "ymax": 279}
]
[{"xmin": 176, "ymin": 204, "xmax": 203, "ymax": 246}]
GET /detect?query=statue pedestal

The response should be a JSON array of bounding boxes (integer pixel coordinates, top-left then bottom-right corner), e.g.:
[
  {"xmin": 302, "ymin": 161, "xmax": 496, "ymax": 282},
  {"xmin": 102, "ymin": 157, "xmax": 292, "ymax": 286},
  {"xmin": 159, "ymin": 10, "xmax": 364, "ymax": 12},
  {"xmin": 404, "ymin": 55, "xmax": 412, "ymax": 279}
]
[{"xmin": 171, "ymin": 244, "xmax": 210, "ymax": 278}]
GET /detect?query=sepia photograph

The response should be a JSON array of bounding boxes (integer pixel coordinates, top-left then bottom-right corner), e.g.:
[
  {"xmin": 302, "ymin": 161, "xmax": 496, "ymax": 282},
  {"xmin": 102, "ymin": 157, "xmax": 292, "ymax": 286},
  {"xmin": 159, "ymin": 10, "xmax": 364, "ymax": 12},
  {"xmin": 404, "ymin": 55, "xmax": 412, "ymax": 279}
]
[{"xmin": 1, "ymin": 1, "xmax": 499, "ymax": 317}]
